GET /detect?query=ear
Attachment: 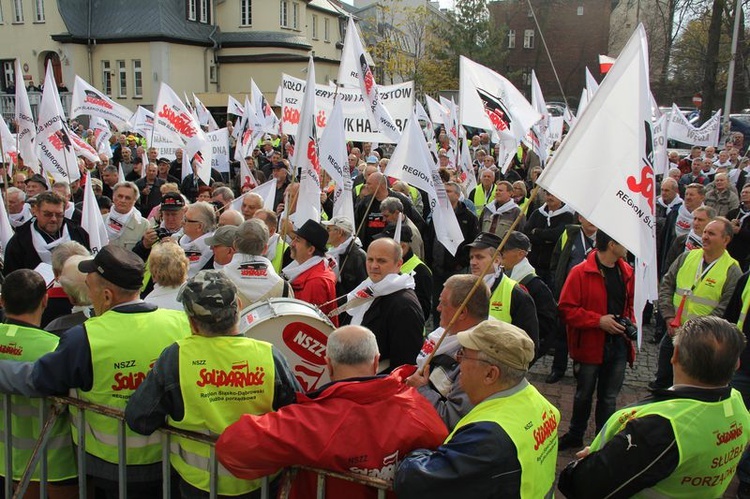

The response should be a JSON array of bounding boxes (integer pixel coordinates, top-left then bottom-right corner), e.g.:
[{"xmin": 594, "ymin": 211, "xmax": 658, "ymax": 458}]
[
  {"xmin": 372, "ymin": 354, "xmax": 381, "ymax": 376},
  {"xmin": 41, "ymin": 293, "xmax": 49, "ymax": 311},
  {"xmin": 670, "ymin": 343, "xmax": 679, "ymax": 366},
  {"xmin": 325, "ymin": 356, "xmax": 334, "ymax": 379},
  {"xmin": 484, "ymin": 364, "xmax": 501, "ymax": 385}
]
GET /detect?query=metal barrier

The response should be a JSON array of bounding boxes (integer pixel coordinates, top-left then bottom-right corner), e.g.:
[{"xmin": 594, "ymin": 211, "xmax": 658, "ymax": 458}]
[{"xmin": 5, "ymin": 394, "xmax": 391, "ymax": 499}]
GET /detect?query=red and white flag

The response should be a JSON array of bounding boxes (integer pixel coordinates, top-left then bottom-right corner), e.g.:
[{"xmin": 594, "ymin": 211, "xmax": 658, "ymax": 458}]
[
  {"xmin": 227, "ymin": 95, "xmax": 245, "ymax": 117},
  {"xmin": 130, "ymin": 106, "xmax": 154, "ymax": 139},
  {"xmin": 71, "ymin": 75, "xmax": 132, "ymax": 130},
  {"xmin": 70, "ymin": 132, "xmax": 100, "ymax": 163},
  {"xmin": 0, "ymin": 189, "xmax": 15, "ymax": 257},
  {"xmin": 537, "ymin": 25, "xmax": 656, "ymax": 346},
  {"xmin": 459, "ymin": 132, "xmax": 477, "ymax": 194},
  {"xmin": 15, "ymin": 60, "xmax": 39, "ymax": 172},
  {"xmin": 251, "ymin": 79, "xmax": 280, "ymax": 134},
  {"xmin": 36, "ymin": 60, "xmax": 80, "ymax": 183},
  {"xmin": 193, "ymin": 93, "xmax": 219, "ymax": 132},
  {"xmin": 292, "ymin": 55, "xmax": 322, "ymax": 225},
  {"xmin": 599, "ymin": 54, "xmax": 616, "ymax": 74},
  {"xmin": 442, "ymin": 97, "xmax": 460, "ymax": 168},
  {"xmin": 319, "ymin": 95, "xmax": 355, "ymax": 224},
  {"xmin": 0, "ymin": 116, "xmax": 18, "ymax": 165},
  {"xmin": 529, "ymin": 70, "xmax": 551, "ymax": 165},
  {"xmin": 81, "ymin": 171, "xmax": 108, "ymax": 254},
  {"xmin": 239, "ymin": 160, "xmax": 258, "ymax": 192},
  {"xmin": 91, "ymin": 117, "xmax": 113, "ymax": 159}
]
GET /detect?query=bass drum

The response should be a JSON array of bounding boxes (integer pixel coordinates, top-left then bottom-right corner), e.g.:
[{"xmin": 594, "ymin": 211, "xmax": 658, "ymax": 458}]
[{"xmin": 239, "ymin": 298, "xmax": 334, "ymax": 392}]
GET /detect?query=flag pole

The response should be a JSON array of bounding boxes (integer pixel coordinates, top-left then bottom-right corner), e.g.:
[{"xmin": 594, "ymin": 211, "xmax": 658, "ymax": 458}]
[
  {"xmin": 0, "ymin": 137, "xmax": 10, "ymax": 214},
  {"xmin": 525, "ymin": 0, "xmax": 570, "ymax": 109}
]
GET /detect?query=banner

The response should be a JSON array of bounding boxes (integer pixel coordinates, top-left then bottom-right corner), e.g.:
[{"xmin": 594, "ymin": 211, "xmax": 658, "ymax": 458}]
[
  {"xmin": 318, "ymin": 95, "xmax": 355, "ymax": 224},
  {"xmin": 193, "ymin": 93, "xmax": 219, "ymax": 131},
  {"xmin": 280, "ymin": 75, "xmax": 413, "ymax": 142},
  {"xmin": 529, "ymin": 70, "xmax": 551, "ymax": 165},
  {"xmin": 652, "ymin": 113, "xmax": 670, "ymax": 176},
  {"xmin": 91, "ymin": 117, "xmax": 113, "ymax": 159},
  {"xmin": 81, "ymin": 172, "xmax": 108, "ymax": 254},
  {"xmin": 15, "ymin": 60, "xmax": 39, "ymax": 171},
  {"xmin": 207, "ymin": 128, "xmax": 229, "ymax": 173},
  {"xmin": 292, "ymin": 56, "xmax": 322, "ymax": 225},
  {"xmin": 667, "ymin": 103, "xmax": 721, "ymax": 147},
  {"xmin": 71, "ymin": 75, "xmax": 132, "ymax": 130}
]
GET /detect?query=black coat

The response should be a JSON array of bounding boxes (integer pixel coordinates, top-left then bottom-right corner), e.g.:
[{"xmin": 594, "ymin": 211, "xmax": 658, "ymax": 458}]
[
  {"xmin": 425, "ymin": 201, "xmax": 479, "ymax": 274},
  {"xmin": 135, "ymin": 177, "xmax": 165, "ymax": 218},
  {"xmin": 4, "ymin": 219, "xmax": 90, "ymax": 275}
]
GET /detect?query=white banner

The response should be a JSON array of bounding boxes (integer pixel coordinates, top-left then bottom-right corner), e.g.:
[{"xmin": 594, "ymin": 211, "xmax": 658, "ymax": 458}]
[
  {"xmin": 15, "ymin": 60, "xmax": 39, "ymax": 171},
  {"xmin": 71, "ymin": 75, "xmax": 132, "ymax": 130},
  {"xmin": 91, "ymin": 117, "xmax": 113, "ymax": 159},
  {"xmin": 548, "ymin": 116, "xmax": 564, "ymax": 145},
  {"xmin": 530, "ymin": 70, "xmax": 551, "ymax": 165},
  {"xmin": 292, "ymin": 56, "xmax": 322, "ymax": 225},
  {"xmin": 207, "ymin": 128, "xmax": 229, "ymax": 173},
  {"xmin": 81, "ymin": 172, "xmax": 108, "ymax": 254},
  {"xmin": 667, "ymin": 103, "xmax": 721, "ymax": 147},
  {"xmin": 652, "ymin": 113, "xmax": 670, "ymax": 176},
  {"xmin": 318, "ymin": 95, "xmax": 355, "ymax": 224},
  {"xmin": 280, "ymin": 75, "xmax": 414, "ymax": 142}
]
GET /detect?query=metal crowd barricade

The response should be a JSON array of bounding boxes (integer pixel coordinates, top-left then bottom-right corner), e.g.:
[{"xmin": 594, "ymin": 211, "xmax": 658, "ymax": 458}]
[{"xmin": 6, "ymin": 394, "xmax": 391, "ymax": 499}]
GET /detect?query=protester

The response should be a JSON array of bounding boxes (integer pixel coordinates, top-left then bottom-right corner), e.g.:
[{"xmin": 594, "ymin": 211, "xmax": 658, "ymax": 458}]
[{"xmin": 144, "ymin": 241, "xmax": 189, "ymax": 310}]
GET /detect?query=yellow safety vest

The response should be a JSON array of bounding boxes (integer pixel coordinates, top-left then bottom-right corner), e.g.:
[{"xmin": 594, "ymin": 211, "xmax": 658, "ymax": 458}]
[
  {"xmin": 169, "ymin": 335, "xmax": 276, "ymax": 495},
  {"xmin": 489, "ymin": 275, "xmax": 516, "ymax": 323},
  {"xmin": 472, "ymin": 184, "xmax": 496, "ymax": 216},
  {"xmin": 447, "ymin": 382, "xmax": 559, "ymax": 498},
  {"xmin": 672, "ymin": 250, "xmax": 738, "ymax": 325},
  {"xmin": 736, "ymin": 277, "xmax": 750, "ymax": 330},
  {"xmin": 401, "ymin": 253, "xmax": 431, "ymax": 276},
  {"xmin": 590, "ymin": 389, "xmax": 750, "ymax": 498},
  {"xmin": 71, "ymin": 309, "xmax": 190, "ymax": 465},
  {"xmin": 272, "ymin": 238, "xmax": 287, "ymax": 274},
  {"xmin": 0, "ymin": 324, "xmax": 77, "ymax": 481}
]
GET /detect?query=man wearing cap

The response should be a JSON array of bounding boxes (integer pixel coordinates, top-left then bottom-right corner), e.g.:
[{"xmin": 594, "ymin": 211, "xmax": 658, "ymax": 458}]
[
  {"xmin": 105, "ymin": 181, "xmax": 150, "ymax": 251},
  {"xmin": 222, "ymin": 219, "xmax": 291, "ymax": 305},
  {"xmin": 126, "ymin": 270, "xmax": 300, "ymax": 498},
  {"xmin": 323, "ymin": 215, "xmax": 367, "ymax": 325},
  {"xmin": 156, "ymin": 157, "xmax": 180, "ymax": 184},
  {"xmin": 134, "ymin": 163, "xmax": 165, "ymax": 218},
  {"xmin": 206, "ymin": 225, "xmax": 237, "ymax": 269},
  {"xmin": 283, "ymin": 220, "xmax": 338, "ymax": 325},
  {"xmin": 479, "ymin": 180, "xmax": 526, "ymax": 240},
  {"xmin": 559, "ymin": 316, "xmax": 750, "ymax": 499},
  {"xmin": 0, "ymin": 245, "xmax": 191, "ymax": 496},
  {"xmin": 24, "ymin": 173, "xmax": 49, "ymax": 198},
  {"xmin": 216, "ymin": 324, "xmax": 447, "ymax": 498},
  {"xmin": 395, "ymin": 319, "xmax": 560, "ymax": 497},
  {"xmin": 467, "ymin": 232, "xmax": 540, "ymax": 349},
  {"xmin": 4, "ymin": 191, "xmax": 90, "ymax": 275},
  {"xmin": 501, "ymin": 231, "xmax": 559, "ymax": 361}
]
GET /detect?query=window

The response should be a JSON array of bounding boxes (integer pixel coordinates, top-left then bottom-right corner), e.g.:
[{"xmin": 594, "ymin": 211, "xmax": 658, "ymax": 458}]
[
  {"xmin": 12, "ymin": 0, "xmax": 23, "ymax": 23},
  {"xmin": 311, "ymin": 14, "xmax": 318, "ymax": 39},
  {"xmin": 0, "ymin": 2, "xmax": 4, "ymax": 23},
  {"xmin": 3, "ymin": 61, "xmax": 15, "ymax": 91},
  {"xmin": 117, "ymin": 60, "xmax": 126, "ymax": 98},
  {"xmin": 523, "ymin": 29, "xmax": 534, "ymax": 49},
  {"xmin": 102, "ymin": 61, "xmax": 112, "ymax": 96},
  {"xmin": 522, "ymin": 68, "xmax": 531, "ymax": 86},
  {"xmin": 324, "ymin": 17, "xmax": 330, "ymax": 42},
  {"xmin": 292, "ymin": 2, "xmax": 299, "ymax": 29},
  {"xmin": 577, "ymin": 5, "xmax": 584, "ymax": 15},
  {"xmin": 240, "ymin": 0, "xmax": 251, "ymax": 26},
  {"xmin": 280, "ymin": 0, "xmax": 288, "ymax": 28},
  {"xmin": 132, "ymin": 60, "xmax": 142, "ymax": 98},
  {"xmin": 199, "ymin": 0, "xmax": 208, "ymax": 23},
  {"xmin": 34, "ymin": 0, "xmax": 44, "ymax": 22},
  {"xmin": 209, "ymin": 65, "xmax": 217, "ymax": 84},
  {"xmin": 507, "ymin": 29, "xmax": 515, "ymax": 48},
  {"xmin": 187, "ymin": 0, "xmax": 196, "ymax": 21}
]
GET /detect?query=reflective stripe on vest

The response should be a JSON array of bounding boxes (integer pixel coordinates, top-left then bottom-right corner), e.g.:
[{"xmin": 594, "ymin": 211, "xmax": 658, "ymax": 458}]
[
  {"xmin": 489, "ymin": 276, "xmax": 516, "ymax": 323},
  {"xmin": 447, "ymin": 382, "xmax": 559, "ymax": 498},
  {"xmin": 672, "ymin": 250, "xmax": 738, "ymax": 325},
  {"xmin": 472, "ymin": 184, "xmax": 496, "ymax": 216},
  {"xmin": 71, "ymin": 309, "xmax": 190, "ymax": 465},
  {"xmin": 401, "ymin": 254, "xmax": 431, "ymax": 276},
  {"xmin": 0, "ymin": 324, "xmax": 77, "ymax": 481},
  {"xmin": 737, "ymin": 278, "xmax": 750, "ymax": 330},
  {"xmin": 169, "ymin": 335, "xmax": 276, "ymax": 495},
  {"xmin": 590, "ymin": 389, "xmax": 750, "ymax": 498}
]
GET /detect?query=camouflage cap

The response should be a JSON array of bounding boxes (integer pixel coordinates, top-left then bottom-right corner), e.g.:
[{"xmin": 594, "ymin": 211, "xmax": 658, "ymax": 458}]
[{"xmin": 178, "ymin": 270, "xmax": 239, "ymax": 324}]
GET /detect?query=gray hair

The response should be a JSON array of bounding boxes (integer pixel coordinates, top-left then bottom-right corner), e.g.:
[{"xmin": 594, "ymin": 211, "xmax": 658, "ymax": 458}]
[
  {"xmin": 234, "ymin": 219, "xmax": 269, "ymax": 255},
  {"xmin": 661, "ymin": 177, "xmax": 678, "ymax": 190},
  {"xmin": 103, "ymin": 165, "xmax": 118, "ymax": 175},
  {"xmin": 59, "ymin": 255, "xmax": 92, "ymax": 306},
  {"xmin": 477, "ymin": 350, "xmax": 527, "ymax": 383},
  {"xmin": 213, "ymin": 186, "xmax": 235, "ymax": 204},
  {"xmin": 189, "ymin": 201, "xmax": 218, "ymax": 233},
  {"xmin": 7, "ymin": 187, "xmax": 25, "ymax": 201},
  {"xmin": 113, "ymin": 181, "xmax": 140, "ymax": 202},
  {"xmin": 380, "ymin": 196, "xmax": 403, "ymax": 214},
  {"xmin": 52, "ymin": 181, "xmax": 71, "ymax": 196},
  {"xmin": 326, "ymin": 325, "xmax": 379, "ymax": 366},
  {"xmin": 51, "ymin": 241, "xmax": 90, "ymax": 276}
]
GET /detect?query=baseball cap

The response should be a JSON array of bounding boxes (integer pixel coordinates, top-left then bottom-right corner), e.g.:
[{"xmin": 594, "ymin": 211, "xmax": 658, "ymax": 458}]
[
  {"xmin": 504, "ymin": 231, "xmax": 531, "ymax": 252},
  {"xmin": 157, "ymin": 157, "xmax": 171, "ymax": 165},
  {"xmin": 321, "ymin": 216, "xmax": 354, "ymax": 235},
  {"xmin": 457, "ymin": 319, "xmax": 535, "ymax": 370},
  {"xmin": 78, "ymin": 245, "xmax": 145, "ymax": 290},
  {"xmin": 374, "ymin": 223, "xmax": 413, "ymax": 243},
  {"xmin": 366, "ymin": 155, "xmax": 378, "ymax": 164},
  {"xmin": 205, "ymin": 226, "xmax": 238, "ymax": 247},
  {"xmin": 161, "ymin": 192, "xmax": 185, "ymax": 211},
  {"xmin": 466, "ymin": 232, "xmax": 502, "ymax": 250},
  {"xmin": 127, "ymin": 135, "xmax": 137, "ymax": 141},
  {"xmin": 178, "ymin": 270, "xmax": 239, "ymax": 325}
]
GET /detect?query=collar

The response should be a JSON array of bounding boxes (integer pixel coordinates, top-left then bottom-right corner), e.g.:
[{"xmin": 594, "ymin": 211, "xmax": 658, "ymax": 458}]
[{"xmin": 3, "ymin": 318, "xmax": 40, "ymax": 329}]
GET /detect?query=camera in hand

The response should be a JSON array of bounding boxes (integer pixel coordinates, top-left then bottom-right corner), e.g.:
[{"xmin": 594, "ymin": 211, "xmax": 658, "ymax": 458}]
[
  {"xmin": 614, "ymin": 316, "xmax": 638, "ymax": 341},
  {"xmin": 155, "ymin": 227, "xmax": 175, "ymax": 239}
]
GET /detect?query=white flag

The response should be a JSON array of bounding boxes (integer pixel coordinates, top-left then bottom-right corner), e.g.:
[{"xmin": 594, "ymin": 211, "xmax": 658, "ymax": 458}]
[
  {"xmin": 293, "ymin": 56, "xmax": 321, "ymax": 225},
  {"xmin": 69, "ymin": 132, "xmax": 100, "ymax": 163},
  {"xmin": 393, "ymin": 213, "xmax": 403, "ymax": 244},
  {"xmin": 15, "ymin": 60, "xmax": 39, "ymax": 172},
  {"xmin": 0, "ymin": 189, "xmax": 15, "ymax": 257},
  {"xmin": 529, "ymin": 70, "xmax": 551, "ymax": 165},
  {"xmin": 193, "ymin": 93, "xmax": 219, "ymax": 132},
  {"xmin": 384, "ymin": 111, "xmax": 464, "ymax": 255},
  {"xmin": 459, "ymin": 134, "xmax": 477, "ymax": 194},
  {"xmin": 231, "ymin": 178, "xmax": 277, "ymax": 212},
  {"xmin": 415, "ymin": 100, "xmax": 434, "ymax": 142},
  {"xmin": 536, "ymin": 25, "xmax": 656, "ymax": 344},
  {"xmin": 0, "ymin": 116, "xmax": 18, "ymax": 164},
  {"xmin": 234, "ymin": 97, "xmax": 264, "ymax": 162},
  {"xmin": 81, "ymin": 172, "xmax": 108, "ymax": 254},
  {"xmin": 576, "ymin": 87, "xmax": 589, "ymax": 120},
  {"xmin": 443, "ymin": 98, "xmax": 460, "ymax": 167},
  {"xmin": 36, "ymin": 60, "xmax": 80, "ymax": 183},
  {"xmin": 337, "ymin": 17, "xmax": 368, "ymax": 88},
  {"xmin": 91, "ymin": 117, "xmax": 113, "ymax": 159},
  {"xmin": 585, "ymin": 67, "xmax": 599, "ymax": 98},
  {"xmin": 319, "ymin": 95, "xmax": 355, "ymax": 224},
  {"xmin": 71, "ymin": 75, "xmax": 132, "ymax": 130},
  {"xmin": 652, "ymin": 112, "xmax": 670, "ymax": 176},
  {"xmin": 130, "ymin": 106, "xmax": 155, "ymax": 139},
  {"xmin": 227, "ymin": 95, "xmax": 245, "ymax": 117},
  {"xmin": 667, "ymin": 103, "xmax": 721, "ymax": 147},
  {"xmin": 425, "ymin": 95, "xmax": 447, "ymax": 125},
  {"xmin": 251, "ymin": 79, "xmax": 280, "ymax": 134}
]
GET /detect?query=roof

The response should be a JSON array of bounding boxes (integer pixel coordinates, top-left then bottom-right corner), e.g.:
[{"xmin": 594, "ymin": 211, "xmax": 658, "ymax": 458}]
[
  {"xmin": 220, "ymin": 31, "xmax": 312, "ymax": 50},
  {"xmin": 307, "ymin": 0, "xmax": 344, "ymax": 15}
]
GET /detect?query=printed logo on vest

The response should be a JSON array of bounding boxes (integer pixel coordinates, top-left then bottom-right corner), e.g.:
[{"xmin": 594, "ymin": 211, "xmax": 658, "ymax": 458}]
[
  {"xmin": 715, "ymin": 422, "xmax": 743, "ymax": 446},
  {"xmin": 0, "ymin": 342, "xmax": 23, "ymax": 356},
  {"xmin": 111, "ymin": 359, "xmax": 156, "ymax": 391},
  {"xmin": 197, "ymin": 362, "xmax": 266, "ymax": 388},
  {"xmin": 533, "ymin": 410, "xmax": 558, "ymax": 451}
]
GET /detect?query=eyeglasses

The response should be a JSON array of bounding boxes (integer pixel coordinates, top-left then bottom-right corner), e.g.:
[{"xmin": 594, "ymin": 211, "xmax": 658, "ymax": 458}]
[
  {"xmin": 455, "ymin": 347, "xmax": 494, "ymax": 365},
  {"xmin": 183, "ymin": 218, "xmax": 201, "ymax": 224},
  {"xmin": 40, "ymin": 211, "xmax": 64, "ymax": 219}
]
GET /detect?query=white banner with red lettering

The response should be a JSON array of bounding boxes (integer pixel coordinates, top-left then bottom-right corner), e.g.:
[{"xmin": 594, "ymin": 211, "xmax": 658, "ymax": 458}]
[
  {"xmin": 71, "ymin": 75, "xmax": 132, "ymax": 130},
  {"xmin": 280, "ymin": 75, "xmax": 413, "ymax": 143}
]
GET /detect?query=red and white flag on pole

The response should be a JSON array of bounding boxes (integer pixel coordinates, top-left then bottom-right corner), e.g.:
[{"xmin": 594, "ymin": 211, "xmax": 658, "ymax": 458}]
[
  {"xmin": 81, "ymin": 171, "xmax": 109, "ymax": 254},
  {"xmin": 537, "ymin": 25, "xmax": 656, "ymax": 346},
  {"xmin": 529, "ymin": 70, "xmax": 551, "ymax": 165},
  {"xmin": 37, "ymin": 60, "xmax": 80, "ymax": 183},
  {"xmin": 69, "ymin": 132, "xmax": 100, "ymax": 163},
  {"xmin": 71, "ymin": 75, "xmax": 132, "ymax": 130},
  {"xmin": 292, "ymin": 55, "xmax": 322, "ymax": 225},
  {"xmin": 193, "ymin": 93, "xmax": 219, "ymax": 132},
  {"xmin": 319, "ymin": 94, "xmax": 355, "ymax": 224},
  {"xmin": 91, "ymin": 117, "xmax": 113, "ymax": 159},
  {"xmin": 227, "ymin": 95, "xmax": 245, "ymax": 117},
  {"xmin": 14, "ymin": 60, "xmax": 39, "ymax": 172},
  {"xmin": 130, "ymin": 106, "xmax": 154, "ymax": 140},
  {"xmin": 251, "ymin": 79, "xmax": 280, "ymax": 134},
  {"xmin": 599, "ymin": 54, "xmax": 616, "ymax": 74},
  {"xmin": 0, "ymin": 115, "xmax": 18, "ymax": 165},
  {"xmin": 0, "ymin": 189, "xmax": 15, "ymax": 257}
]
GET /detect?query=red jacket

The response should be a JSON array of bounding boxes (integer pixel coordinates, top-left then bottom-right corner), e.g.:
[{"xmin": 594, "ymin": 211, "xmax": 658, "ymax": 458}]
[
  {"xmin": 291, "ymin": 260, "xmax": 339, "ymax": 327},
  {"xmin": 216, "ymin": 365, "xmax": 448, "ymax": 499},
  {"xmin": 558, "ymin": 250, "xmax": 636, "ymax": 365}
]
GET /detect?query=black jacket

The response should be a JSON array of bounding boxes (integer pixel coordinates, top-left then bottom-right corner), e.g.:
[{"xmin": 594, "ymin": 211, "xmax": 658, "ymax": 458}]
[
  {"xmin": 4, "ymin": 219, "xmax": 90, "ymax": 275},
  {"xmin": 134, "ymin": 177, "xmax": 165, "ymax": 218},
  {"xmin": 425, "ymin": 201, "xmax": 479, "ymax": 274},
  {"xmin": 354, "ymin": 189, "xmax": 426, "ymax": 250},
  {"xmin": 524, "ymin": 206, "xmax": 575, "ymax": 274},
  {"xmin": 403, "ymin": 250, "xmax": 433, "ymax": 321},
  {"xmin": 514, "ymin": 271, "xmax": 558, "ymax": 359}
]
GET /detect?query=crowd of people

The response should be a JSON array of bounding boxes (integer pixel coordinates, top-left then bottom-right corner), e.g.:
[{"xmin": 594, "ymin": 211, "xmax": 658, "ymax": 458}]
[{"xmin": 0, "ymin": 121, "xmax": 748, "ymax": 498}]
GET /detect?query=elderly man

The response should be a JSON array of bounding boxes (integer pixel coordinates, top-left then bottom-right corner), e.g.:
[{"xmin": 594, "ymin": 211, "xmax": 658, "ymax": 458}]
[
  {"xmin": 0, "ymin": 246, "xmax": 190, "ymax": 497},
  {"xmin": 380, "ymin": 196, "xmax": 424, "ymax": 259},
  {"xmin": 662, "ymin": 205, "xmax": 716, "ymax": 271},
  {"xmin": 45, "ymin": 254, "xmax": 94, "ymax": 336},
  {"xmin": 468, "ymin": 170, "xmax": 497, "ymax": 217},
  {"xmin": 126, "ymin": 270, "xmax": 300, "ymax": 498},
  {"xmin": 24, "ymin": 173, "xmax": 48, "ymax": 198},
  {"xmin": 212, "ymin": 186, "xmax": 235, "ymax": 207},
  {"xmin": 222, "ymin": 219, "xmax": 291, "ymax": 305},
  {"xmin": 705, "ymin": 172, "xmax": 739, "ymax": 217},
  {"xmin": 728, "ymin": 183, "xmax": 750, "ymax": 271},
  {"xmin": 205, "ymin": 226, "xmax": 237, "ymax": 268},
  {"xmin": 282, "ymin": 220, "xmax": 338, "ymax": 324},
  {"xmin": 406, "ymin": 274, "xmax": 490, "ymax": 429},
  {"xmin": 51, "ymin": 181, "xmax": 82, "ymax": 225},
  {"xmin": 218, "ymin": 208, "xmax": 244, "ymax": 227},
  {"xmin": 651, "ymin": 217, "xmax": 742, "ymax": 390},
  {"xmin": 216, "ymin": 325, "xmax": 447, "ymax": 498},
  {"xmin": 134, "ymin": 192, "xmax": 187, "ymax": 260},
  {"xmin": 240, "ymin": 192, "xmax": 263, "ymax": 221},
  {"xmin": 479, "ymin": 180, "xmax": 525, "ymax": 239},
  {"xmin": 105, "ymin": 181, "xmax": 150, "ymax": 251},
  {"xmin": 156, "ymin": 157, "xmax": 179, "ymax": 184},
  {"xmin": 524, "ymin": 192, "xmax": 575, "ymax": 286},
  {"xmin": 179, "ymin": 201, "xmax": 217, "ymax": 277},
  {"xmin": 344, "ymin": 238, "xmax": 424, "ymax": 371},
  {"xmin": 99, "ymin": 165, "xmax": 119, "ymax": 200},
  {"xmin": 6, "ymin": 186, "xmax": 32, "ymax": 228},
  {"xmin": 134, "ymin": 163, "xmax": 165, "ymax": 218},
  {"xmin": 559, "ymin": 316, "xmax": 749, "ymax": 499},
  {"xmin": 395, "ymin": 320, "xmax": 559, "ymax": 497},
  {"xmin": 655, "ymin": 177, "xmax": 682, "ymax": 258},
  {"xmin": 4, "ymin": 191, "xmax": 89, "ymax": 275},
  {"xmin": 659, "ymin": 183, "xmax": 706, "ymax": 273},
  {"xmin": 323, "ymin": 215, "xmax": 367, "ymax": 324}
]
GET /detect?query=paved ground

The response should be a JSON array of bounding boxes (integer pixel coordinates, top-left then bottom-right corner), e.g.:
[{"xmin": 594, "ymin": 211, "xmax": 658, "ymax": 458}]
[{"xmin": 527, "ymin": 324, "xmax": 741, "ymax": 498}]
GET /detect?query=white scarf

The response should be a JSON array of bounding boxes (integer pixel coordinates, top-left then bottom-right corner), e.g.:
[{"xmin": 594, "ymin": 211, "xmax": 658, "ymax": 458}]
[
  {"xmin": 416, "ymin": 327, "xmax": 461, "ymax": 370},
  {"xmin": 674, "ymin": 204, "xmax": 694, "ymax": 237},
  {"xmin": 64, "ymin": 201, "xmax": 75, "ymax": 220},
  {"xmin": 483, "ymin": 265, "xmax": 503, "ymax": 290},
  {"xmin": 656, "ymin": 195, "xmax": 682, "ymax": 215},
  {"xmin": 9, "ymin": 203, "xmax": 31, "ymax": 227},
  {"xmin": 537, "ymin": 203, "xmax": 574, "ymax": 226},
  {"xmin": 484, "ymin": 199, "xmax": 518, "ymax": 217},
  {"xmin": 509, "ymin": 258, "xmax": 536, "ymax": 282},
  {"xmin": 343, "ymin": 273, "xmax": 416, "ymax": 326},
  {"xmin": 684, "ymin": 230, "xmax": 703, "ymax": 252},
  {"xmin": 224, "ymin": 254, "xmax": 284, "ymax": 302},
  {"xmin": 106, "ymin": 207, "xmax": 138, "ymax": 241},
  {"xmin": 325, "ymin": 236, "xmax": 359, "ymax": 279},
  {"xmin": 31, "ymin": 223, "xmax": 71, "ymax": 264},
  {"xmin": 282, "ymin": 255, "xmax": 326, "ymax": 284},
  {"xmin": 735, "ymin": 206, "xmax": 750, "ymax": 227},
  {"xmin": 179, "ymin": 232, "xmax": 214, "ymax": 277}
]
